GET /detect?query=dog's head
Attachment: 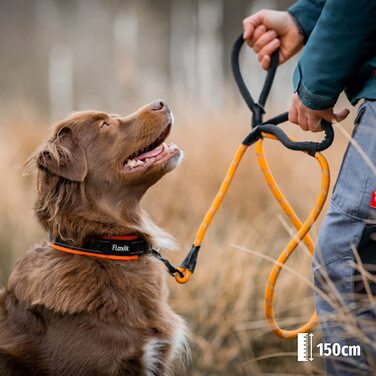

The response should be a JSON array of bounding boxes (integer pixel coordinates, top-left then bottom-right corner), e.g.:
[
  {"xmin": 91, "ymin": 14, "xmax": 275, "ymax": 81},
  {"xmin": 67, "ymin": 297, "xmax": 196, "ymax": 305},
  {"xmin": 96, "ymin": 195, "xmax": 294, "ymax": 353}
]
[
  {"xmin": 37, "ymin": 100, "xmax": 181, "ymax": 189},
  {"xmin": 25, "ymin": 101, "xmax": 183, "ymax": 240}
]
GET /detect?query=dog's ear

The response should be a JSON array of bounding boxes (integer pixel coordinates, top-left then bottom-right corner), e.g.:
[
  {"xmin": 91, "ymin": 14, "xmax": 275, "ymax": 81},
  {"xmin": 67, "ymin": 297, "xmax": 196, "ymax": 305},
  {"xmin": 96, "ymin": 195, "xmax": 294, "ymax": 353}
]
[{"xmin": 36, "ymin": 126, "xmax": 88, "ymax": 182}]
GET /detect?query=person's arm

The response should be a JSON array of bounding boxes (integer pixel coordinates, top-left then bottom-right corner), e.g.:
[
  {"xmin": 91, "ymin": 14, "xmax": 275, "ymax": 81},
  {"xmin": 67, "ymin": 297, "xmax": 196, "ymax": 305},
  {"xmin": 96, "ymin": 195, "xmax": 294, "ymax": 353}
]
[
  {"xmin": 293, "ymin": 0, "xmax": 376, "ymax": 110},
  {"xmin": 287, "ymin": 0, "xmax": 326, "ymax": 44}
]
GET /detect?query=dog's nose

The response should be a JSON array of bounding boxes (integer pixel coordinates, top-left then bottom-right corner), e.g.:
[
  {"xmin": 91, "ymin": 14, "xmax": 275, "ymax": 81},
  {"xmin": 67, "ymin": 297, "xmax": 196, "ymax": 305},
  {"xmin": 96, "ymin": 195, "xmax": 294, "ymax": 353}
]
[{"xmin": 150, "ymin": 99, "xmax": 166, "ymax": 111}]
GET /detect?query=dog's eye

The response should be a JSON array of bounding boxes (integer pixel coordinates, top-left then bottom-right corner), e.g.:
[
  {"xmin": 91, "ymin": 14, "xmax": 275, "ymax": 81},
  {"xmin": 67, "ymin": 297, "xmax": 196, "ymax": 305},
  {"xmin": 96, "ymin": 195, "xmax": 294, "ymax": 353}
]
[{"xmin": 100, "ymin": 121, "xmax": 110, "ymax": 129}]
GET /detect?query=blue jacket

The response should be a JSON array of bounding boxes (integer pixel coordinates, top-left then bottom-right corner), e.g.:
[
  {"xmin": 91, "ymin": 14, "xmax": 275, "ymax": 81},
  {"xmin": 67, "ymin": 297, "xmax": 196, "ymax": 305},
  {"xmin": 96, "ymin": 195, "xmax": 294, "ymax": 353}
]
[{"xmin": 288, "ymin": 0, "xmax": 376, "ymax": 110}]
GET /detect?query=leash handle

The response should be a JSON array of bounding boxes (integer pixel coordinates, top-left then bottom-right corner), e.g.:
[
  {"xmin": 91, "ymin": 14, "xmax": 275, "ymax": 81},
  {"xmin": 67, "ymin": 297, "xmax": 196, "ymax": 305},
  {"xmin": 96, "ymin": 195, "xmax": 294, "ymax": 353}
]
[
  {"xmin": 231, "ymin": 33, "xmax": 334, "ymax": 154},
  {"xmin": 231, "ymin": 33, "xmax": 279, "ymax": 126},
  {"xmin": 261, "ymin": 118, "xmax": 334, "ymax": 155}
]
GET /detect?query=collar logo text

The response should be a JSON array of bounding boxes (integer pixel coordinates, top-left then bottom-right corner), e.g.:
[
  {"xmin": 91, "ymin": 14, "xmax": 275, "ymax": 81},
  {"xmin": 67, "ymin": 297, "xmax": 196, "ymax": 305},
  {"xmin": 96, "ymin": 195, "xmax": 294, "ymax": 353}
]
[{"xmin": 112, "ymin": 244, "xmax": 130, "ymax": 252}]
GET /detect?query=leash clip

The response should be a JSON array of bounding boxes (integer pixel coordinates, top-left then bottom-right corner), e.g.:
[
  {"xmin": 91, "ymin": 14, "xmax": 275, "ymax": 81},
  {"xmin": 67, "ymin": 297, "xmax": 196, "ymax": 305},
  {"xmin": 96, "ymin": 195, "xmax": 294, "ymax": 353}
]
[{"xmin": 149, "ymin": 248, "xmax": 184, "ymax": 278}]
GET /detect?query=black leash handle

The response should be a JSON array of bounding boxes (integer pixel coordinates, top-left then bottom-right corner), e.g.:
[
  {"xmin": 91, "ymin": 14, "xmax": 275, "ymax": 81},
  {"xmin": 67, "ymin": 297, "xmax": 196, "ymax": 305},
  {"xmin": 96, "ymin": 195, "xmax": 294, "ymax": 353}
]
[
  {"xmin": 231, "ymin": 33, "xmax": 277, "ymax": 126},
  {"xmin": 231, "ymin": 33, "xmax": 334, "ymax": 154}
]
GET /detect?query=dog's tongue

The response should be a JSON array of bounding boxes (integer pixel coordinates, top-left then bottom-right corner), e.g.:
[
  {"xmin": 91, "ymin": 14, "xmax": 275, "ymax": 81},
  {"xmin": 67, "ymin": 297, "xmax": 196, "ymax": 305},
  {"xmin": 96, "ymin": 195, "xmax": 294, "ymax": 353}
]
[{"xmin": 136, "ymin": 144, "xmax": 164, "ymax": 161}]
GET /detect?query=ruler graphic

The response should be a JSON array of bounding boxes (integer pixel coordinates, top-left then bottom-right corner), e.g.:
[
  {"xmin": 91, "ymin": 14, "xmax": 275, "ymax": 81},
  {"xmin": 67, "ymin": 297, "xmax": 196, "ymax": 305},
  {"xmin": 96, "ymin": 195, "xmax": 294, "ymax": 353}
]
[{"xmin": 297, "ymin": 333, "xmax": 311, "ymax": 361}]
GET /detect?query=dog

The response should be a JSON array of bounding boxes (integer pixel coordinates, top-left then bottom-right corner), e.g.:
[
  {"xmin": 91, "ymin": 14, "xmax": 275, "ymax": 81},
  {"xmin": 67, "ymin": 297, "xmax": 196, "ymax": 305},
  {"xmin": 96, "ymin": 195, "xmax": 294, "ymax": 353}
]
[{"xmin": 0, "ymin": 100, "xmax": 188, "ymax": 375}]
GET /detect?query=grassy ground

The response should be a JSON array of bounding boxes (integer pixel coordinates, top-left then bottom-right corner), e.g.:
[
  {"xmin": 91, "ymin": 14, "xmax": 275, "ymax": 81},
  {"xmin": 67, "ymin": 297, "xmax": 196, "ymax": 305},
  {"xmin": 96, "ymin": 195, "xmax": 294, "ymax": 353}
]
[{"xmin": 0, "ymin": 105, "xmax": 355, "ymax": 375}]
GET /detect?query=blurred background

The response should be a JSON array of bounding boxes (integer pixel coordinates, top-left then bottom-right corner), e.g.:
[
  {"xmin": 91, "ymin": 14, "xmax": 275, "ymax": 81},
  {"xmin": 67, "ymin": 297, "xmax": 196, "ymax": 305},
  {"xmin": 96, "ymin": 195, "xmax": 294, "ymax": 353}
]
[
  {"xmin": 0, "ymin": 0, "xmax": 298, "ymax": 118},
  {"xmin": 0, "ymin": 0, "xmax": 357, "ymax": 375}
]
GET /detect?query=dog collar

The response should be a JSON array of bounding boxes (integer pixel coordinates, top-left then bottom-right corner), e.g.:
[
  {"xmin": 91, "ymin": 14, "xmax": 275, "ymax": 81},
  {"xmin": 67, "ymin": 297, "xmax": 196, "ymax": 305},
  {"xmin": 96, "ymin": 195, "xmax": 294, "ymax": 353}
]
[
  {"xmin": 48, "ymin": 234, "xmax": 184, "ymax": 277},
  {"xmin": 48, "ymin": 234, "xmax": 150, "ymax": 261}
]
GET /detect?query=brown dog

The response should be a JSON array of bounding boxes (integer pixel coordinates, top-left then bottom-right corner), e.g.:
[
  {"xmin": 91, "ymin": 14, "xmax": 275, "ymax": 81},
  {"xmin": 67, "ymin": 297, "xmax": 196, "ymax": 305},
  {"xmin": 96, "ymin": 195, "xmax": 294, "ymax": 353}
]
[{"xmin": 0, "ymin": 101, "xmax": 188, "ymax": 375}]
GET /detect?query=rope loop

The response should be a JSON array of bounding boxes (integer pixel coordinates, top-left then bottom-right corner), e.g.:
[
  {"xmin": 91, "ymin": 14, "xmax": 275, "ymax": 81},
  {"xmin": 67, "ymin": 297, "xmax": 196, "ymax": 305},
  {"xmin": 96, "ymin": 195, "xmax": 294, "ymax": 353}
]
[{"xmin": 231, "ymin": 33, "xmax": 334, "ymax": 153}]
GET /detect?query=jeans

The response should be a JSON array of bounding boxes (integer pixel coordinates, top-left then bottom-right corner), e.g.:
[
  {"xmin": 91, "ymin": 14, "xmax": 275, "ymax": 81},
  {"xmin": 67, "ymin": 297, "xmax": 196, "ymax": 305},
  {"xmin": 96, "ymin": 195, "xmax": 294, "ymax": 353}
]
[{"xmin": 313, "ymin": 101, "xmax": 376, "ymax": 375}]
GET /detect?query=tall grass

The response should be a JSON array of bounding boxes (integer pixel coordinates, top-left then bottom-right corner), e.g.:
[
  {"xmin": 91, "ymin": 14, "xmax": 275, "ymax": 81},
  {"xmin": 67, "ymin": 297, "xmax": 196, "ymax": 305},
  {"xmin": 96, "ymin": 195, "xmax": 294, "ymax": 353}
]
[{"xmin": 0, "ymin": 105, "xmax": 361, "ymax": 375}]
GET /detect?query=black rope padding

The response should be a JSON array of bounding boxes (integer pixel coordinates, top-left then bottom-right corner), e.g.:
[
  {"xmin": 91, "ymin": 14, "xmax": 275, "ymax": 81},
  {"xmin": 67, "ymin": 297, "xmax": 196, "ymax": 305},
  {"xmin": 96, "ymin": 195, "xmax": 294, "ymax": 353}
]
[
  {"xmin": 232, "ymin": 32, "xmax": 334, "ymax": 154},
  {"xmin": 263, "ymin": 112, "xmax": 289, "ymax": 125},
  {"xmin": 259, "ymin": 120, "xmax": 334, "ymax": 155},
  {"xmin": 231, "ymin": 34, "xmax": 258, "ymax": 114},
  {"xmin": 231, "ymin": 34, "xmax": 279, "ymax": 126},
  {"xmin": 258, "ymin": 49, "xmax": 279, "ymax": 108},
  {"xmin": 180, "ymin": 245, "xmax": 200, "ymax": 273},
  {"xmin": 242, "ymin": 120, "xmax": 334, "ymax": 154}
]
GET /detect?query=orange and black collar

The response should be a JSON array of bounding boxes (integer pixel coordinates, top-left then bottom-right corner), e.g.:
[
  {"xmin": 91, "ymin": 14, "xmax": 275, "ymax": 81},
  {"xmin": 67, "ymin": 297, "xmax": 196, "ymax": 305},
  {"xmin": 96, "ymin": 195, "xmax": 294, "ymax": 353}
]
[
  {"xmin": 49, "ymin": 234, "xmax": 184, "ymax": 277},
  {"xmin": 48, "ymin": 234, "xmax": 151, "ymax": 261}
]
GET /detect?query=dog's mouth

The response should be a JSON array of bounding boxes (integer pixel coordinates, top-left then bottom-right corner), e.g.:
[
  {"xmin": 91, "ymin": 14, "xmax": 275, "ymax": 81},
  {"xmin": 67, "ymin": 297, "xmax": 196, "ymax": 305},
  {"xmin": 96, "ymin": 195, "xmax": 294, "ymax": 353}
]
[{"xmin": 121, "ymin": 123, "xmax": 181, "ymax": 174}]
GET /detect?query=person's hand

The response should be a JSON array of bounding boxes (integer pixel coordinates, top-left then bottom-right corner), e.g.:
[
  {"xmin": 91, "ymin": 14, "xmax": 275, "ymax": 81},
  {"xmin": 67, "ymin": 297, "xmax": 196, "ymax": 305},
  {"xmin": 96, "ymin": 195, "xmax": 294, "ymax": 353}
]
[
  {"xmin": 243, "ymin": 10, "xmax": 304, "ymax": 70},
  {"xmin": 289, "ymin": 94, "xmax": 350, "ymax": 132}
]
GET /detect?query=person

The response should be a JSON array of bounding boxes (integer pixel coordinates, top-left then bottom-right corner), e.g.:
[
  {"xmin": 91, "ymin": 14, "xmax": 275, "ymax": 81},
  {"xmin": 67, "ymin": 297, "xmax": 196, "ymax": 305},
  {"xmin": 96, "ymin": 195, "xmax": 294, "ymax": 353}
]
[{"xmin": 243, "ymin": 1, "xmax": 376, "ymax": 375}]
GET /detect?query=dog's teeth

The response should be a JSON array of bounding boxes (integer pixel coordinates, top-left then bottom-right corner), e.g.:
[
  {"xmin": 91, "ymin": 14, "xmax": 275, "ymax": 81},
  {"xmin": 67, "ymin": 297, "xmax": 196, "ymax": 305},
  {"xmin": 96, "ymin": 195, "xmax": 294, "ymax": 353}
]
[
  {"xmin": 126, "ymin": 159, "xmax": 145, "ymax": 168},
  {"xmin": 127, "ymin": 159, "xmax": 139, "ymax": 167},
  {"xmin": 126, "ymin": 160, "xmax": 135, "ymax": 167}
]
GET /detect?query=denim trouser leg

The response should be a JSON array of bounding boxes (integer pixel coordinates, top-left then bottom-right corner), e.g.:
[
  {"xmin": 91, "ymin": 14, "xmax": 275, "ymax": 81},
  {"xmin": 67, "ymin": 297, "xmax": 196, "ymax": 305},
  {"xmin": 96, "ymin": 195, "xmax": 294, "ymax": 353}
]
[{"xmin": 313, "ymin": 101, "xmax": 376, "ymax": 375}]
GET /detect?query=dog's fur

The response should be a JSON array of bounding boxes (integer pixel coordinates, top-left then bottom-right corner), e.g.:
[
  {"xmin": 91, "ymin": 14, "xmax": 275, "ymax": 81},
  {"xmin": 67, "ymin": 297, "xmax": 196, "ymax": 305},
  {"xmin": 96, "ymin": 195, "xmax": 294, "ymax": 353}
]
[{"xmin": 0, "ymin": 102, "xmax": 188, "ymax": 375}]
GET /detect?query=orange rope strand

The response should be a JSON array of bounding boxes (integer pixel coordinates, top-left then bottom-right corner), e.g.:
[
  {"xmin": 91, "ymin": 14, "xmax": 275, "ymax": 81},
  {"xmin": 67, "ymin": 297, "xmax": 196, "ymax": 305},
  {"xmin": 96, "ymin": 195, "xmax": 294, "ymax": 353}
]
[{"xmin": 175, "ymin": 133, "xmax": 330, "ymax": 339}]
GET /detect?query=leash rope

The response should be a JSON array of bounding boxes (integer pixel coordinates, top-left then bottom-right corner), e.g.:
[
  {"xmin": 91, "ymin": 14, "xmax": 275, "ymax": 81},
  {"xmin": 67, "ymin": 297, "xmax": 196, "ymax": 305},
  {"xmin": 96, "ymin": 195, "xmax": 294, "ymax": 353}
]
[
  {"xmin": 171, "ymin": 33, "xmax": 335, "ymax": 339},
  {"xmin": 257, "ymin": 134, "xmax": 330, "ymax": 338}
]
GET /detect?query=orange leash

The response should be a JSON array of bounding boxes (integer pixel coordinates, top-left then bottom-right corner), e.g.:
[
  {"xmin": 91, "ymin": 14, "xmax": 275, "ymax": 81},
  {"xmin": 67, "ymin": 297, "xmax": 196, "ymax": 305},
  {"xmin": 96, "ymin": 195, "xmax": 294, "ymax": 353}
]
[
  {"xmin": 175, "ymin": 133, "xmax": 330, "ymax": 339},
  {"xmin": 172, "ymin": 33, "xmax": 333, "ymax": 339}
]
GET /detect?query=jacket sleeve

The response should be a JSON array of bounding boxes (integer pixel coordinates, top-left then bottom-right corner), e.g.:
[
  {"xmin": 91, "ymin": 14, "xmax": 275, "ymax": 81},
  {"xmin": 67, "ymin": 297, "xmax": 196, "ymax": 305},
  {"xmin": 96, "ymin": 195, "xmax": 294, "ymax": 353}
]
[
  {"xmin": 291, "ymin": 0, "xmax": 376, "ymax": 110},
  {"xmin": 288, "ymin": 0, "xmax": 326, "ymax": 43}
]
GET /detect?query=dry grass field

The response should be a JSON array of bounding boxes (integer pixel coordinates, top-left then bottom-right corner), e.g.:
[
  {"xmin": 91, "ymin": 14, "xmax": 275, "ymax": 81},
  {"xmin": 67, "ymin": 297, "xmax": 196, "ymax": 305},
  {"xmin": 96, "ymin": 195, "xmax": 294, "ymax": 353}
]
[{"xmin": 0, "ymin": 104, "xmax": 357, "ymax": 375}]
